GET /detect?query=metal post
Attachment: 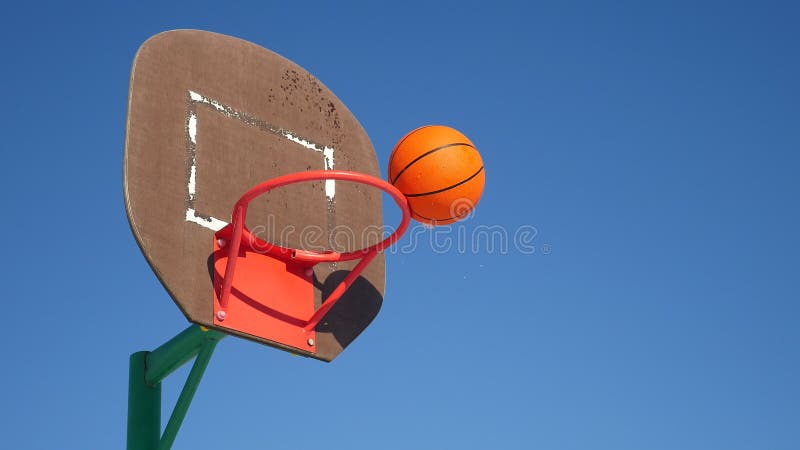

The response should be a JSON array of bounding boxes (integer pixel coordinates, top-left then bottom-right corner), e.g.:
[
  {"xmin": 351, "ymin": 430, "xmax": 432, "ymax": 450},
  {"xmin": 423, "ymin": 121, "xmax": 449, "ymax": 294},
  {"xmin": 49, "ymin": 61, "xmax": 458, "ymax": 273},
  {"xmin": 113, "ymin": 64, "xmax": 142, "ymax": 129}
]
[
  {"xmin": 146, "ymin": 325, "xmax": 221, "ymax": 385},
  {"xmin": 127, "ymin": 352, "xmax": 161, "ymax": 450},
  {"xmin": 127, "ymin": 325, "xmax": 225, "ymax": 450},
  {"xmin": 159, "ymin": 340, "xmax": 218, "ymax": 449}
]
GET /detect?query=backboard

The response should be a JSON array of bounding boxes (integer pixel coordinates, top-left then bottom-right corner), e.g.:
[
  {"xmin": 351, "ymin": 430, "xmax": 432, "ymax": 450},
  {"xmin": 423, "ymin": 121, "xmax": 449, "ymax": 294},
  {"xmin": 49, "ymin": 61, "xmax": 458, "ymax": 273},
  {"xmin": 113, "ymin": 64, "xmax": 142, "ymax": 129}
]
[{"xmin": 124, "ymin": 30, "xmax": 386, "ymax": 362}]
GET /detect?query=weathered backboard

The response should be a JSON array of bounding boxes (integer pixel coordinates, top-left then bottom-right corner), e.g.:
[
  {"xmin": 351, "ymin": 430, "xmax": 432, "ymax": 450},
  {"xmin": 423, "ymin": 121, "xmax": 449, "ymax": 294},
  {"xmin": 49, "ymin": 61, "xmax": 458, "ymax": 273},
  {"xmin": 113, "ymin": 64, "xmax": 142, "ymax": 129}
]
[{"xmin": 124, "ymin": 30, "xmax": 384, "ymax": 361}]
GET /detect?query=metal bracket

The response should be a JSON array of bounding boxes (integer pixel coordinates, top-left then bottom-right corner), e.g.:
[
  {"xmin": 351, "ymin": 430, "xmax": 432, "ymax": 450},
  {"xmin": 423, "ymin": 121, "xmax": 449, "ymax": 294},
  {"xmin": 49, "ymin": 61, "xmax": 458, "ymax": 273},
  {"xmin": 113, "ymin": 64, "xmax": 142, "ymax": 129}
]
[{"xmin": 127, "ymin": 325, "xmax": 225, "ymax": 450}]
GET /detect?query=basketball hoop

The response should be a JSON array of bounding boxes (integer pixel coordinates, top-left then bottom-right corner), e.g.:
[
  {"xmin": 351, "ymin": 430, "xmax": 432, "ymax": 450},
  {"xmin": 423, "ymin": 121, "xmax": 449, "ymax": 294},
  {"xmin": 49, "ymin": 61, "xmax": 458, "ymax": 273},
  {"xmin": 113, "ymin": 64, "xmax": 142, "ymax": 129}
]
[{"xmin": 213, "ymin": 170, "xmax": 410, "ymax": 350}]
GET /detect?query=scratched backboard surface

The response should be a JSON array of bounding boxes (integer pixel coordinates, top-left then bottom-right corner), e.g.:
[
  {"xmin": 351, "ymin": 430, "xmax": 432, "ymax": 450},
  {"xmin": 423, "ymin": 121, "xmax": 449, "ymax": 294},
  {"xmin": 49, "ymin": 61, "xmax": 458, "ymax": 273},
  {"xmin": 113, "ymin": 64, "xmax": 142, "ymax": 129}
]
[{"xmin": 124, "ymin": 30, "xmax": 384, "ymax": 361}]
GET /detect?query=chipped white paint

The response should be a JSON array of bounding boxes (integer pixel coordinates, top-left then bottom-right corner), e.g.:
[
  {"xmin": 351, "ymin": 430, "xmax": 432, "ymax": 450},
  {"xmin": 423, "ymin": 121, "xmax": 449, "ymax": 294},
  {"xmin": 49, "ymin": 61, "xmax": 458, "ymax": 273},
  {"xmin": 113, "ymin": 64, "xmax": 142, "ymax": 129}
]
[
  {"xmin": 281, "ymin": 132, "xmax": 337, "ymax": 198},
  {"xmin": 185, "ymin": 208, "xmax": 228, "ymax": 231},
  {"xmin": 184, "ymin": 90, "xmax": 337, "ymax": 231},
  {"xmin": 283, "ymin": 131, "xmax": 319, "ymax": 151},
  {"xmin": 187, "ymin": 112, "xmax": 199, "ymax": 202},
  {"xmin": 187, "ymin": 114, "xmax": 197, "ymax": 143},
  {"xmin": 197, "ymin": 93, "xmax": 229, "ymax": 114},
  {"xmin": 323, "ymin": 147, "xmax": 335, "ymax": 198},
  {"xmin": 187, "ymin": 165, "xmax": 197, "ymax": 201}
]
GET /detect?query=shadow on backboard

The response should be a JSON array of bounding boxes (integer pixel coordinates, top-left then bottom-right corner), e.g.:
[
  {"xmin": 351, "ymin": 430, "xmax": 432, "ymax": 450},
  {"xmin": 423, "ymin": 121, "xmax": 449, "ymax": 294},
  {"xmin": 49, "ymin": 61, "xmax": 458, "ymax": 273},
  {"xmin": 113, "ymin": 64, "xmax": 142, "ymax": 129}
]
[{"xmin": 312, "ymin": 270, "xmax": 382, "ymax": 349}]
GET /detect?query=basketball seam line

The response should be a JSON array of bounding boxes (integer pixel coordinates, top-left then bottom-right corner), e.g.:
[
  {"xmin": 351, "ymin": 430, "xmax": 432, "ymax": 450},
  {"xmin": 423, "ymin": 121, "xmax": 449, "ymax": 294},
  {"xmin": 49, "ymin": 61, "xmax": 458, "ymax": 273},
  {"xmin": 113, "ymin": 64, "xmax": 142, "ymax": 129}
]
[
  {"xmin": 387, "ymin": 125, "xmax": 434, "ymax": 177},
  {"xmin": 390, "ymin": 142, "xmax": 475, "ymax": 184},
  {"xmin": 403, "ymin": 166, "xmax": 484, "ymax": 198},
  {"xmin": 412, "ymin": 210, "xmax": 462, "ymax": 222}
]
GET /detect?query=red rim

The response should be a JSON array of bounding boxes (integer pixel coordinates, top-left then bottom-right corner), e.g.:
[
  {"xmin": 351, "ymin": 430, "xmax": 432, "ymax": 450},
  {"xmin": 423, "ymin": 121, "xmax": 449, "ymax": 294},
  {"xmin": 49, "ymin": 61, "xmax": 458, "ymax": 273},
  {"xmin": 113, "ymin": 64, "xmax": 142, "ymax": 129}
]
[
  {"xmin": 232, "ymin": 170, "xmax": 411, "ymax": 262},
  {"xmin": 215, "ymin": 170, "xmax": 410, "ymax": 332}
]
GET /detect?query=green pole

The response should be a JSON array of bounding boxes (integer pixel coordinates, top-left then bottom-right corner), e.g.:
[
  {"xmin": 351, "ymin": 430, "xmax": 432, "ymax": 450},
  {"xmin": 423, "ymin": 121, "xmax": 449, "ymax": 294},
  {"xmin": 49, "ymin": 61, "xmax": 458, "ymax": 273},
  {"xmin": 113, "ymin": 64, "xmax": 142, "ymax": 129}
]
[
  {"xmin": 127, "ymin": 325, "xmax": 225, "ymax": 450},
  {"xmin": 146, "ymin": 325, "xmax": 223, "ymax": 385},
  {"xmin": 159, "ymin": 339, "xmax": 219, "ymax": 449},
  {"xmin": 127, "ymin": 352, "xmax": 161, "ymax": 450}
]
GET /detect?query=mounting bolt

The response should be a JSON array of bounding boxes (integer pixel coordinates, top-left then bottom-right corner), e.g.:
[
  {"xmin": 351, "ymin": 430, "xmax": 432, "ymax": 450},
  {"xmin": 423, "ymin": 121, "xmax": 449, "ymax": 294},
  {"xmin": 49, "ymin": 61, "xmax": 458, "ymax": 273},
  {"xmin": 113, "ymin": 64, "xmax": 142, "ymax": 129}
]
[
  {"xmin": 216, "ymin": 310, "xmax": 227, "ymax": 321},
  {"xmin": 307, "ymin": 338, "xmax": 315, "ymax": 347},
  {"xmin": 217, "ymin": 238, "xmax": 227, "ymax": 247}
]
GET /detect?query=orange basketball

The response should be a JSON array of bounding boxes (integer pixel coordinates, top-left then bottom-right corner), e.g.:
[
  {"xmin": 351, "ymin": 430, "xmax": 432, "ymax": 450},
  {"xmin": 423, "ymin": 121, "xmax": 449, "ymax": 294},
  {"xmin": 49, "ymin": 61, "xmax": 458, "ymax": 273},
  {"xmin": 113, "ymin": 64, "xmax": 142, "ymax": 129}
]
[{"xmin": 388, "ymin": 125, "xmax": 485, "ymax": 225}]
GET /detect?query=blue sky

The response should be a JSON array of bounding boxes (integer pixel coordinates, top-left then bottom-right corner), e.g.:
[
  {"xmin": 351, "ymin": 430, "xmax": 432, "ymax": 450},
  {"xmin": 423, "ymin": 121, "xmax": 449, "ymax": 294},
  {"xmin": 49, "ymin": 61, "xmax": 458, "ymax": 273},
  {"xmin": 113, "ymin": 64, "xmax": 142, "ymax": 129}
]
[{"xmin": 1, "ymin": 1, "xmax": 798, "ymax": 449}]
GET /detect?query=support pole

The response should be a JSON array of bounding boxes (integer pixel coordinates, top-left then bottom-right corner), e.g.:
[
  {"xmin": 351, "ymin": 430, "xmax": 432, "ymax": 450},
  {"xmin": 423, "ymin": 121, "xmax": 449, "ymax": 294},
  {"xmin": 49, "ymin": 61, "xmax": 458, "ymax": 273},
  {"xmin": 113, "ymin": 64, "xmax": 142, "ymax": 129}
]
[
  {"xmin": 146, "ymin": 325, "xmax": 221, "ymax": 385},
  {"xmin": 127, "ymin": 352, "xmax": 161, "ymax": 450},
  {"xmin": 159, "ymin": 339, "xmax": 218, "ymax": 449},
  {"xmin": 127, "ymin": 325, "xmax": 225, "ymax": 450}
]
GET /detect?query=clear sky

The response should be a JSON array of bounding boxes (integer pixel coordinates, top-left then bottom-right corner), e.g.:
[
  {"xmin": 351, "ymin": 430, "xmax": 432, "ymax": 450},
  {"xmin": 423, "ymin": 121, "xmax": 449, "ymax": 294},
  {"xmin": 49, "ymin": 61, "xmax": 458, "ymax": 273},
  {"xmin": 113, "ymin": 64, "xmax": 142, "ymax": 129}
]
[{"xmin": 1, "ymin": 1, "xmax": 798, "ymax": 449}]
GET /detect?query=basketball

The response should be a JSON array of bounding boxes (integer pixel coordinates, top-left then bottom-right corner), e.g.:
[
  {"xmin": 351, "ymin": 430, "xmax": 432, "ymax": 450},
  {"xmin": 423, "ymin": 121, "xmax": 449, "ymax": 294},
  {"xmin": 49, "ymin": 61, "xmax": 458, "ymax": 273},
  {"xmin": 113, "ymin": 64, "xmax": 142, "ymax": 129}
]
[{"xmin": 388, "ymin": 125, "xmax": 485, "ymax": 225}]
